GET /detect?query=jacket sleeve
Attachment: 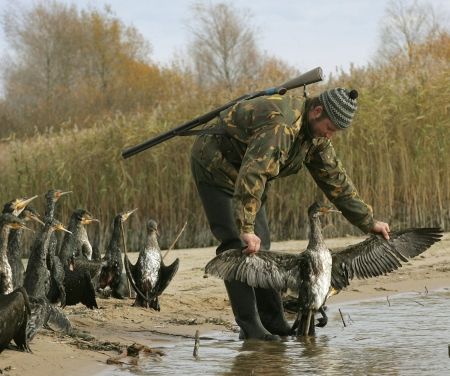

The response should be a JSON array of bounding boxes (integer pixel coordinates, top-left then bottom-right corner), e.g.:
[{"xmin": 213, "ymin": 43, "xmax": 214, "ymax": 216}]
[
  {"xmin": 305, "ymin": 139, "xmax": 375, "ymax": 233},
  {"xmin": 233, "ymin": 116, "xmax": 297, "ymax": 234}
]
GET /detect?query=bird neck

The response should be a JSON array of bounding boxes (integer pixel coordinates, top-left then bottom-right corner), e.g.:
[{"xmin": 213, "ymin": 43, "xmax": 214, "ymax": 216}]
[
  {"xmin": 0, "ymin": 224, "xmax": 11, "ymax": 258},
  {"xmin": 308, "ymin": 215, "xmax": 325, "ymax": 249},
  {"xmin": 107, "ymin": 218, "xmax": 123, "ymax": 255},
  {"xmin": 146, "ymin": 231, "xmax": 159, "ymax": 250}
]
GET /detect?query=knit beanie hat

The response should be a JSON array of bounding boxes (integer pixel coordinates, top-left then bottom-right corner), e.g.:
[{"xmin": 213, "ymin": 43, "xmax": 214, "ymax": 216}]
[{"xmin": 319, "ymin": 88, "xmax": 358, "ymax": 129}]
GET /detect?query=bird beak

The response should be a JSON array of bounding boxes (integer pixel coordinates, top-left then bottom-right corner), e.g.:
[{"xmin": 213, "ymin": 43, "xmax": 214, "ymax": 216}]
[
  {"xmin": 122, "ymin": 208, "xmax": 138, "ymax": 222},
  {"xmin": 81, "ymin": 216, "xmax": 100, "ymax": 225},
  {"xmin": 320, "ymin": 207, "xmax": 341, "ymax": 214},
  {"xmin": 27, "ymin": 212, "xmax": 45, "ymax": 226},
  {"xmin": 55, "ymin": 223, "xmax": 72, "ymax": 234},
  {"xmin": 56, "ymin": 190, "xmax": 72, "ymax": 199},
  {"xmin": 13, "ymin": 195, "xmax": 38, "ymax": 215},
  {"xmin": 10, "ymin": 222, "xmax": 33, "ymax": 233}
]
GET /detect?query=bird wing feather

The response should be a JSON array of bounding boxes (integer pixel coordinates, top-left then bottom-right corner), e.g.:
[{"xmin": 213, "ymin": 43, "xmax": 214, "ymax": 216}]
[
  {"xmin": 331, "ymin": 227, "xmax": 443, "ymax": 290},
  {"xmin": 156, "ymin": 258, "xmax": 180, "ymax": 296},
  {"xmin": 205, "ymin": 249, "xmax": 301, "ymax": 291}
]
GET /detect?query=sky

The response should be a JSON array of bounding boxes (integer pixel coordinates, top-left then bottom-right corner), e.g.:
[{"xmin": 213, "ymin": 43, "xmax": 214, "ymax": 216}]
[{"xmin": 0, "ymin": 0, "xmax": 449, "ymax": 77}]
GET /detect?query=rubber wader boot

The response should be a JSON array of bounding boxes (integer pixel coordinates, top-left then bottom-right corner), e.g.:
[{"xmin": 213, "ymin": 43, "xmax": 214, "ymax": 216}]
[
  {"xmin": 224, "ymin": 280, "xmax": 280, "ymax": 341},
  {"xmin": 254, "ymin": 287, "xmax": 292, "ymax": 336}
]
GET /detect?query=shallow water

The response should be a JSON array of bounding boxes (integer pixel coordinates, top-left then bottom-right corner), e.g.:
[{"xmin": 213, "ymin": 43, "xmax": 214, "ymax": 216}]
[{"xmin": 100, "ymin": 289, "xmax": 450, "ymax": 375}]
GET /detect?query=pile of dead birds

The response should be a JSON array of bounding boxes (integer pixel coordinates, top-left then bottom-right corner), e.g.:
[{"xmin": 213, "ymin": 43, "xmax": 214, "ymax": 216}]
[{"xmin": 0, "ymin": 190, "xmax": 179, "ymax": 353}]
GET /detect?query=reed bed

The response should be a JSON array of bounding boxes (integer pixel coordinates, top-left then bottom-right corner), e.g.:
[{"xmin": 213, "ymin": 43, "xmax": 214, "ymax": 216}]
[{"xmin": 1, "ymin": 62, "xmax": 449, "ymax": 256}]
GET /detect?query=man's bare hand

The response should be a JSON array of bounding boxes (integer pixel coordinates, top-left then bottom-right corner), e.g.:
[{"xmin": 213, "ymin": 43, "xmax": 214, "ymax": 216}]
[
  {"xmin": 371, "ymin": 220, "xmax": 390, "ymax": 240},
  {"xmin": 241, "ymin": 233, "xmax": 261, "ymax": 254}
]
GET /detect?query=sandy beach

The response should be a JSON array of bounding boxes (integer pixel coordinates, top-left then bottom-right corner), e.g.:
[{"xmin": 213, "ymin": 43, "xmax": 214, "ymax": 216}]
[{"xmin": 0, "ymin": 233, "xmax": 449, "ymax": 375}]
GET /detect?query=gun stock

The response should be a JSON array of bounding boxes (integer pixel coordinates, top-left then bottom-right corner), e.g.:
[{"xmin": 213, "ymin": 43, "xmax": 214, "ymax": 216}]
[{"xmin": 122, "ymin": 67, "xmax": 323, "ymax": 159}]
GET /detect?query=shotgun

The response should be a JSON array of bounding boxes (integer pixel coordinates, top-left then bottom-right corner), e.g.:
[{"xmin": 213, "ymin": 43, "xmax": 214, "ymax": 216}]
[{"xmin": 122, "ymin": 66, "xmax": 323, "ymax": 159}]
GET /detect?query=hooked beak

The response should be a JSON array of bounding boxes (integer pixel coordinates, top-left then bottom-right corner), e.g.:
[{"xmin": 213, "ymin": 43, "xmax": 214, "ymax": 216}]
[
  {"xmin": 122, "ymin": 208, "xmax": 138, "ymax": 222},
  {"xmin": 55, "ymin": 223, "xmax": 72, "ymax": 234},
  {"xmin": 13, "ymin": 195, "xmax": 38, "ymax": 215},
  {"xmin": 27, "ymin": 212, "xmax": 45, "ymax": 226},
  {"xmin": 81, "ymin": 216, "xmax": 100, "ymax": 225},
  {"xmin": 10, "ymin": 222, "xmax": 33, "ymax": 233},
  {"xmin": 56, "ymin": 190, "xmax": 72, "ymax": 199}
]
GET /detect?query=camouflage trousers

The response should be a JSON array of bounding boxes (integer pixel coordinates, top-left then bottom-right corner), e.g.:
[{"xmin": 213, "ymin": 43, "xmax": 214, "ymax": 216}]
[{"xmin": 191, "ymin": 158, "xmax": 270, "ymax": 254}]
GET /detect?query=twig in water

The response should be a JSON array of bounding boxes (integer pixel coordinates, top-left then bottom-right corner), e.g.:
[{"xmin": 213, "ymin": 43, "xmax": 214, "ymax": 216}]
[
  {"xmin": 193, "ymin": 330, "xmax": 200, "ymax": 358},
  {"xmin": 386, "ymin": 295, "xmax": 391, "ymax": 307},
  {"xmin": 339, "ymin": 308, "xmax": 347, "ymax": 327},
  {"xmin": 163, "ymin": 221, "xmax": 188, "ymax": 260},
  {"xmin": 412, "ymin": 300, "xmax": 425, "ymax": 306}
]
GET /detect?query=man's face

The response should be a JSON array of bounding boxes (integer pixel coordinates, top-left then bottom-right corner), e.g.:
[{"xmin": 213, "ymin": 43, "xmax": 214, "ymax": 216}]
[{"xmin": 308, "ymin": 105, "xmax": 341, "ymax": 139}]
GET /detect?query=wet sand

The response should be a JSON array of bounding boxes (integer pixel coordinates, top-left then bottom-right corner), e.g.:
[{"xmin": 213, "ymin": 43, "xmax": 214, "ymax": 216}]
[{"xmin": 0, "ymin": 233, "xmax": 449, "ymax": 375}]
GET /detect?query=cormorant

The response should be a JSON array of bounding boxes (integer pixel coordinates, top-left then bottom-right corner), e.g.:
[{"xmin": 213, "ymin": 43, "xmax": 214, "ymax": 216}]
[
  {"xmin": 23, "ymin": 219, "xmax": 71, "ymax": 299},
  {"xmin": 7, "ymin": 207, "xmax": 44, "ymax": 289},
  {"xmin": 205, "ymin": 202, "xmax": 443, "ymax": 336},
  {"xmin": 42, "ymin": 190, "xmax": 71, "ymax": 306},
  {"xmin": 0, "ymin": 214, "xmax": 31, "ymax": 294},
  {"xmin": 124, "ymin": 219, "xmax": 179, "ymax": 310},
  {"xmin": 98, "ymin": 209, "xmax": 137, "ymax": 298},
  {"xmin": 58, "ymin": 209, "xmax": 98, "ymax": 264},
  {"xmin": 0, "ymin": 287, "xmax": 32, "ymax": 353},
  {"xmin": 62, "ymin": 255, "xmax": 98, "ymax": 309},
  {"xmin": 2, "ymin": 196, "xmax": 38, "ymax": 217},
  {"xmin": 49, "ymin": 209, "xmax": 99, "ymax": 308}
]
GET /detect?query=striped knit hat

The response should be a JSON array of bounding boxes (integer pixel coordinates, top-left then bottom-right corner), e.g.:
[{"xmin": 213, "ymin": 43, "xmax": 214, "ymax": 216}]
[{"xmin": 319, "ymin": 88, "xmax": 358, "ymax": 129}]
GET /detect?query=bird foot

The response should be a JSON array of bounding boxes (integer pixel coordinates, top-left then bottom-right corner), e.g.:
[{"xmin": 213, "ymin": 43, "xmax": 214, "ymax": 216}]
[{"xmin": 315, "ymin": 316, "xmax": 328, "ymax": 328}]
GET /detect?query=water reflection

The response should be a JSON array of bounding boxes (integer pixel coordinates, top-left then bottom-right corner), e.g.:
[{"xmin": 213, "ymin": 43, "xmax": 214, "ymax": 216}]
[{"xmin": 221, "ymin": 340, "xmax": 290, "ymax": 376}]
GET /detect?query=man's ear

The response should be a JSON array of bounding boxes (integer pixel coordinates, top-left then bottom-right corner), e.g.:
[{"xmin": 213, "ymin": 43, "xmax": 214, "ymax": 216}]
[{"xmin": 310, "ymin": 105, "xmax": 324, "ymax": 119}]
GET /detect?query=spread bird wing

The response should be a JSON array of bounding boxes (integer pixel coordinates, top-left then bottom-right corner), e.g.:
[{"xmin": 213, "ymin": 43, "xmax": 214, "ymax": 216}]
[
  {"xmin": 156, "ymin": 258, "xmax": 180, "ymax": 296},
  {"xmin": 205, "ymin": 249, "xmax": 301, "ymax": 291},
  {"xmin": 330, "ymin": 227, "xmax": 443, "ymax": 291}
]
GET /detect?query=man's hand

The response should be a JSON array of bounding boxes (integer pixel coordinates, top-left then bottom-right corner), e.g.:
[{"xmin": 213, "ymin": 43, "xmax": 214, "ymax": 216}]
[
  {"xmin": 241, "ymin": 233, "xmax": 261, "ymax": 254},
  {"xmin": 371, "ymin": 220, "xmax": 390, "ymax": 240}
]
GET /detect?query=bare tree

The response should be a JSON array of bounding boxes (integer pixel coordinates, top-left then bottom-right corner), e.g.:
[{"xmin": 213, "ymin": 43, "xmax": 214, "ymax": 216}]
[
  {"xmin": 187, "ymin": 2, "xmax": 261, "ymax": 92},
  {"xmin": 376, "ymin": 0, "xmax": 446, "ymax": 63}
]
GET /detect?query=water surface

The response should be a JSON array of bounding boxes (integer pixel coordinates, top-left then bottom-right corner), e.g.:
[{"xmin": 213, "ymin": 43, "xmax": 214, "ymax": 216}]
[{"xmin": 100, "ymin": 289, "xmax": 450, "ymax": 375}]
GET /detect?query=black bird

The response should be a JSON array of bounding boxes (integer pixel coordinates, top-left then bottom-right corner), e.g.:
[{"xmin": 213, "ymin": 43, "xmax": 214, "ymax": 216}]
[
  {"xmin": 205, "ymin": 202, "xmax": 443, "ymax": 336},
  {"xmin": 98, "ymin": 209, "xmax": 137, "ymax": 298},
  {"xmin": 7, "ymin": 207, "xmax": 44, "ymax": 289},
  {"xmin": 42, "ymin": 190, "xmax": 71, "ymax": 306},
  {"xmin": 0, "ymin": 214, "xmax": 31, "ymax": 294},
  {"xmin": 0, "ymin": 287, "xmax": 32, "ymax": 353},
  {"xmin": 2, "ymin": 196, "xmax": 38, "ymax": 217},
  {"xmin": 23, "ymin": 219, "xmax": 72, "ymax": 300},
  {"xmin": 49, "ymin": 209, "xmax": 98, "ymax": 308},
  {"xmin": 62, "ymin": 255, "xmax": 98, "ymax": 309},
  {"xmin": 59, "ymin": 209, "xmax": 98, "ymax": 264},
  {"xmin": 125, "ymin": 219, "xmax": 179, "ymax": 310}
]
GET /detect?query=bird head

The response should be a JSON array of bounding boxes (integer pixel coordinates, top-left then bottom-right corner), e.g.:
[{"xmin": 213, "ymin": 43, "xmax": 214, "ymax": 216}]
[
  {"xmin": 120, "ymin": 208, "xmax": 138, "ymax": 223},
  {"xmin": 22, "ymin": 206, "xmax": 45, "ymax": 226},
  {"xmin": 3, "ymin": 195, "xmax": 38, "ymax": 216},
  {"xmin": 308, "ymin": 202, "xmax": 341, "ymax": 218},
  {"xmin": 0, "ymin": 213, "xmax": 32, "ymax": 232},
  {"xmin": 147, "ymin": 219, "xmax": 159, "ymax": 236},
  {"xmin": 52, "ymin": 220, "xmax": 72, "ymax": 235}
]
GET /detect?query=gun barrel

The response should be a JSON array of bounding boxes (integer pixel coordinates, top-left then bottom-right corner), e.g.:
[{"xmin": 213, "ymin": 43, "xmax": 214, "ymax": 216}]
[{"xmin": 122, "ymin": 67, "xmax": 323, "ymax": 159}]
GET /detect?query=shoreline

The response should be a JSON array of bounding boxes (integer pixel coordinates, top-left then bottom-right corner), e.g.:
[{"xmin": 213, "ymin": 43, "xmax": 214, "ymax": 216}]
[{"xmin": 0, "ymin": 233, "xmax": 449, "ymax": 375}]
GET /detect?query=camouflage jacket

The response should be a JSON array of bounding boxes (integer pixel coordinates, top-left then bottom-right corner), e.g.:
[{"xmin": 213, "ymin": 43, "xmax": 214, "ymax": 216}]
[{"xmin": 191, "ymin": 94, "xmax": 374, "ymax": 234}]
